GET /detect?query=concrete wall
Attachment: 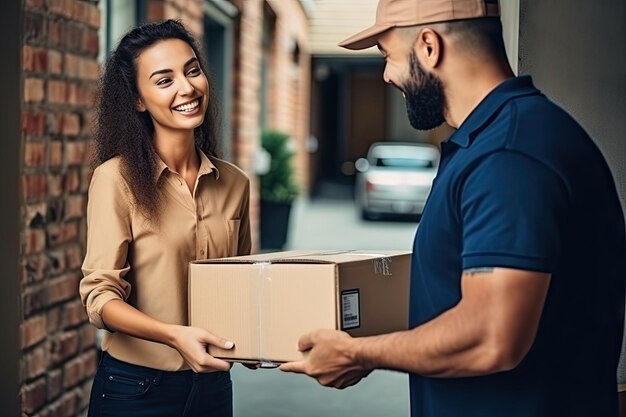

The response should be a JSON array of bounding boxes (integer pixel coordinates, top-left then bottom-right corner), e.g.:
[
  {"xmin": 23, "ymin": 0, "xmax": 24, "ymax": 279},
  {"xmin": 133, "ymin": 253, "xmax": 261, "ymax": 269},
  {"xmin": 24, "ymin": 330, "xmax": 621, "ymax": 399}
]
[{"xmin": 518, "ymin": 0, "xmax": 626, "ymax": 384}]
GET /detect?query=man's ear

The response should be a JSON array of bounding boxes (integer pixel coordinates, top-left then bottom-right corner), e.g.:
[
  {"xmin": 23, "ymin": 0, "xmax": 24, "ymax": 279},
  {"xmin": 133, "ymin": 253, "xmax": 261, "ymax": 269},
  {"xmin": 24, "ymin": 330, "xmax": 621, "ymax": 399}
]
[
  {"xmin": 414, "ymin": 28, "xmax": 442, "ymax": 69},
  {"xmin": 136, "ymin": 97, "xmax": 146, "ymax": 112}
]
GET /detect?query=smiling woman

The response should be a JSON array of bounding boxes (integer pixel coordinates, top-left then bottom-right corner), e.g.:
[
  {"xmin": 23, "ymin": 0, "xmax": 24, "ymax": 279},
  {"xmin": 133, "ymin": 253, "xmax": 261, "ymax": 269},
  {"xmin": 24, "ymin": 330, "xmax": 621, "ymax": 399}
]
[{"xmin": 79, "ymin": 20, "xmax": 251, "ymax": 417}]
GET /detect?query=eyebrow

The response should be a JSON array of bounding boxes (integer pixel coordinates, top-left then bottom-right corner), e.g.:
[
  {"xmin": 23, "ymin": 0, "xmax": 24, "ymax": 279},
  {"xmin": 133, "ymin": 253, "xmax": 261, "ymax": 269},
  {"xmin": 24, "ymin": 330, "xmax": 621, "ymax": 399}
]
[{"xmin": 149, "ymin": 57, "xmax": 199, "ymax": 79}]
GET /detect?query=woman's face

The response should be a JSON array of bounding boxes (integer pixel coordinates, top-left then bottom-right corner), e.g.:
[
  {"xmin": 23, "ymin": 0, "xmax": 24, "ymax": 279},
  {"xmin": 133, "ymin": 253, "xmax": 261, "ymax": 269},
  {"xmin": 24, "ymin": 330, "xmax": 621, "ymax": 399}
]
[{"xmin": 134, "ymin": 38, "xmax": 209, "ymax": 135}]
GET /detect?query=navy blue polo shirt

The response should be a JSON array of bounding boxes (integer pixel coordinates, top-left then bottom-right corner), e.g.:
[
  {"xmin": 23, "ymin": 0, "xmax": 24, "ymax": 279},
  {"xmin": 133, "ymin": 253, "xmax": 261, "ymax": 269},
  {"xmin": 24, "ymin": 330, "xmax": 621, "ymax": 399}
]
[{"xmin": 410, "ymin": 76, "xmax": 626, "ymax": 417}]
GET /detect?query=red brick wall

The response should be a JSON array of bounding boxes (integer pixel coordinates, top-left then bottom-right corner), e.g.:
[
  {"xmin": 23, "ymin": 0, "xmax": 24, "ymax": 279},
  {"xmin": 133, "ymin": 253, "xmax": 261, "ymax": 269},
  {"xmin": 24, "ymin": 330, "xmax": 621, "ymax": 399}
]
[
  {"xmin": 266, "ymin": 0, "xmax": 311, "ymax": 195},
  {"xmin": 20, "ymin": 0, "xmax": 101, "ymax": 415}
]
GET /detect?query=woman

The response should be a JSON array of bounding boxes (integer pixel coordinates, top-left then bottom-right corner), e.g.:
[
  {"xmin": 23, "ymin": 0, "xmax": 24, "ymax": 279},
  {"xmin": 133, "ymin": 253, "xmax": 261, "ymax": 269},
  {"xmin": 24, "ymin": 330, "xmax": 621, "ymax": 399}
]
[{"xmin": 80, "ymin": 20, "xmax": 251, "ymax": 416}]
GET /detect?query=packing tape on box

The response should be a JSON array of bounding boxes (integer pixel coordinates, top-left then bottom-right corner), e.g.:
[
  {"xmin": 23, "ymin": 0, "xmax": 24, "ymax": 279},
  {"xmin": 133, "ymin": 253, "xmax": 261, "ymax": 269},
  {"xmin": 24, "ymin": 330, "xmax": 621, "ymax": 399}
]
[
  {"xmin": 253, "ymin": 261, "xmax": 277, "ymax": 368},
  {"xmin": 348, "ymin": 253, "xmax": 393, "ymax": 276}
]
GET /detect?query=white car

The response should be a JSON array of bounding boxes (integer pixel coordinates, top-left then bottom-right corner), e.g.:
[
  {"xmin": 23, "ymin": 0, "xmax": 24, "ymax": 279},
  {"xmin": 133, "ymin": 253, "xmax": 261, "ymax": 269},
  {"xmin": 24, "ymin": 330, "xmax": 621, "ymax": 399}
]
[{"xmin": 355, "ymin": 142, "xmax": 439, "ymax": 220}]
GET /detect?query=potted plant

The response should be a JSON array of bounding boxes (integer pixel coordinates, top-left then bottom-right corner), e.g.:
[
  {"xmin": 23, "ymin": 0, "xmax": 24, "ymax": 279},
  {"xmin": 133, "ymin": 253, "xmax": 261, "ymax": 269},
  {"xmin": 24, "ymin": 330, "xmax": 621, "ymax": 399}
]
[{"xmin": 259, "ymin": 129, "xmax": 299, "ymax": 250}]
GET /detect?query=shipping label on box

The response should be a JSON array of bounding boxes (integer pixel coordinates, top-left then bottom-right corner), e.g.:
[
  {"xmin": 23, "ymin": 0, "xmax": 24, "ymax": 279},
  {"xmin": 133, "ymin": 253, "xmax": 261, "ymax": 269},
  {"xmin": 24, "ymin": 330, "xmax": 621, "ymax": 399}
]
[{"xmin": 189, "ymin": 250, "xmax": 410, "ymax": 365}]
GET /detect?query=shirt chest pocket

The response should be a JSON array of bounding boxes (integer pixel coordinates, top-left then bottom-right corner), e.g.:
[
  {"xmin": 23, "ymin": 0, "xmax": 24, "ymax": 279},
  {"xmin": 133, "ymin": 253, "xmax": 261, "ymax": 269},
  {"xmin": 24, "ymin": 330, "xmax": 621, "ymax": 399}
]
[{"xmin": 225, "ymin": 219, "xmax": 241, "ymax": 257}]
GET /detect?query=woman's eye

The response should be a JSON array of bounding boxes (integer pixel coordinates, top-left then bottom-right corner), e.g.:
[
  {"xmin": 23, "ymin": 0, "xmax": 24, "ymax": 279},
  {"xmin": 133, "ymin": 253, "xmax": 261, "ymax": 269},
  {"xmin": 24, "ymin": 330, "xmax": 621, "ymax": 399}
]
[
  {"xmin": 187, "ymin": 67, "xmax": 201, "ymax": 76},
  {"xmin": 156, "ymin": 78, "xmax": 172, "ymax": 86}
]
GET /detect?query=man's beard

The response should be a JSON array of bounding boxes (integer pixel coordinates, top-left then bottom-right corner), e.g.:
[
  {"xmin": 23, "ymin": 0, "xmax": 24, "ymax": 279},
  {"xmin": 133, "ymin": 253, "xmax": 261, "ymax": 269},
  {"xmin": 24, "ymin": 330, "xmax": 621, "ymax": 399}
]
[{"xmin": 401, "ymin": 52, "xmax": 446, "ymax": 130}]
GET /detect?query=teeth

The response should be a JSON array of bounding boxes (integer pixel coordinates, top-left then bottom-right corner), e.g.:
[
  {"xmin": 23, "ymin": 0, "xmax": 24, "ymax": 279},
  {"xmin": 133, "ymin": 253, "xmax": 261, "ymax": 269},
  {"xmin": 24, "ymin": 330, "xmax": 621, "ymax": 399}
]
[{"xmin": 173, "ymin": 99, "xmax": 199, "ymax": 112}]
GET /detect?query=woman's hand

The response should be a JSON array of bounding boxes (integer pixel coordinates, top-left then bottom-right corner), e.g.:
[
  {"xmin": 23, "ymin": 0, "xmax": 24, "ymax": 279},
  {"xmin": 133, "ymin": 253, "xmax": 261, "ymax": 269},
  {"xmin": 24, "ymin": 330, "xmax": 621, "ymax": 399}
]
[{"xmin": 167, "ymin": 325, "xmax": 234, "ymax": 373}]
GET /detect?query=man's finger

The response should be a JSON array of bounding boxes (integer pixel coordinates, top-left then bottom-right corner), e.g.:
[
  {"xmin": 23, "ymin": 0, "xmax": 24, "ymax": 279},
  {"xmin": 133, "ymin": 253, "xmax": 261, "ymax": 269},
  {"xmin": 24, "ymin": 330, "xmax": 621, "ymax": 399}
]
[
  {"xmin": 297, "ymin": 333, "xmax": 314, "ymax": 352},
  {"xmin": 279, "ymin": 361, "xmax": 306, "ymax": 373}
]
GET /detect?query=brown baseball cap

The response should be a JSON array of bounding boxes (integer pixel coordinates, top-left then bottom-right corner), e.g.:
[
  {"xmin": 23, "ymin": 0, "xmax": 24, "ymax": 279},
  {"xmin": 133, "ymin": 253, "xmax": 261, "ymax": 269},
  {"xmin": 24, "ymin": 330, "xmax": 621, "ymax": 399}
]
[{"xmin": 338, "ymin": 0, "xmax": 500, "ymax": 50}]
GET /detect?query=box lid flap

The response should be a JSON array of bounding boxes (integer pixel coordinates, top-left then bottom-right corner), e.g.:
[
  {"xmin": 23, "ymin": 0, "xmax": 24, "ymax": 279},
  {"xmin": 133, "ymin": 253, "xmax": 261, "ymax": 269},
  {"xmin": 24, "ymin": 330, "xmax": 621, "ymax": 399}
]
[{"xmin": 191, "ymin": 250, "xmax": 411, "ymax": 265}]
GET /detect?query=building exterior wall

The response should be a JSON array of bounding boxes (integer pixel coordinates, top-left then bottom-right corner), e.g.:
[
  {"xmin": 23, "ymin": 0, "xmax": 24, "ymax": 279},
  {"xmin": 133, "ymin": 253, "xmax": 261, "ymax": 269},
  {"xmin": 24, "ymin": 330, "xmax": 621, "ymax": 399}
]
[{"xmin": 20, "ymin": 0, "xmax": 101, "ymax": 415}]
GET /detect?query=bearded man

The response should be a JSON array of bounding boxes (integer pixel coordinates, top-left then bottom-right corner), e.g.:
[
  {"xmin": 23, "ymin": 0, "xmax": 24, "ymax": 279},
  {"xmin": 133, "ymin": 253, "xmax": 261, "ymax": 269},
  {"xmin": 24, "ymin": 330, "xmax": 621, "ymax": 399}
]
[{"xmin": 281, "ymin": 1, "xmax": 626, "ymax": 416}]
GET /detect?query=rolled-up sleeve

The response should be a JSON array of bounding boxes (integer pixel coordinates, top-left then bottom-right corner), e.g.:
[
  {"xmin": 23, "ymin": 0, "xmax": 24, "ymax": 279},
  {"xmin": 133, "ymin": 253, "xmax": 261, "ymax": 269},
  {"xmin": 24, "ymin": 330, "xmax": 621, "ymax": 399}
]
[{"xmin": 80, "ymin": 165, "xmax": 133, "ymax": 329}]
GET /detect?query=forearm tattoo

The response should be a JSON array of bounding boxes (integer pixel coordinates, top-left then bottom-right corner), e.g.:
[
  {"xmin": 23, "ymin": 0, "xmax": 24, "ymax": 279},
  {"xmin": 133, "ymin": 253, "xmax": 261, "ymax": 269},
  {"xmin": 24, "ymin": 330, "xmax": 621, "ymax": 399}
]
[{"xmin": 463, "ymin": 267, "xmax": 495, "ymax": 276}]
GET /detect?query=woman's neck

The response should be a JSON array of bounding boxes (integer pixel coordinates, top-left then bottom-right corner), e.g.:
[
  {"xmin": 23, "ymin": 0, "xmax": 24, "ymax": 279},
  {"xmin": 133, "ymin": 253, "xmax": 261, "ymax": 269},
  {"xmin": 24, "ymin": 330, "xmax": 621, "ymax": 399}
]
[{"xmin": 153, "ymin": 129, "xmax": 199, "ymax": 175}]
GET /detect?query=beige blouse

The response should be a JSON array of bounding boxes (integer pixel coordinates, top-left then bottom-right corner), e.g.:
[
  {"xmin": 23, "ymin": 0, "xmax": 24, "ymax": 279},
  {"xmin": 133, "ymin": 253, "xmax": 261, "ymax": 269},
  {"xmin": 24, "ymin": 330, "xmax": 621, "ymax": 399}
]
[{"xmin": 80, "ymin": 151, "xmax": 251, "ymax": 371}]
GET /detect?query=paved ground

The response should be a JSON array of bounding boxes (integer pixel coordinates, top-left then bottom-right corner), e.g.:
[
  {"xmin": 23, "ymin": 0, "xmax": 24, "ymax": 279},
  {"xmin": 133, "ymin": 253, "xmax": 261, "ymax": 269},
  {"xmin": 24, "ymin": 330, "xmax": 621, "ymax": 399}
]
[{"xmin": 232, "ymin": 195, "xmax": 418, "ymax": 417}]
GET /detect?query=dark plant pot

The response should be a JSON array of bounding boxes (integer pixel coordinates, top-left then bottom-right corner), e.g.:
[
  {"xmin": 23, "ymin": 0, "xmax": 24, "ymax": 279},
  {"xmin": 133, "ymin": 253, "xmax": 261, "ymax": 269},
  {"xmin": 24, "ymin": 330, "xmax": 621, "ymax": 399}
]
[{"xmin": 260, "ymin": 199, "xmax": 293, "ymax": 250}]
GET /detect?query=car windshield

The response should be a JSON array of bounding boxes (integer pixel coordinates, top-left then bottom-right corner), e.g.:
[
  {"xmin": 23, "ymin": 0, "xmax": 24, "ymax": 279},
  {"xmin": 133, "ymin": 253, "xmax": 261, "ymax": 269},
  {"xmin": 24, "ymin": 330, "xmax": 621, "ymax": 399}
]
[{"xmin": 375, "ymin": 157, "xmax": 434, "ymax": 170}]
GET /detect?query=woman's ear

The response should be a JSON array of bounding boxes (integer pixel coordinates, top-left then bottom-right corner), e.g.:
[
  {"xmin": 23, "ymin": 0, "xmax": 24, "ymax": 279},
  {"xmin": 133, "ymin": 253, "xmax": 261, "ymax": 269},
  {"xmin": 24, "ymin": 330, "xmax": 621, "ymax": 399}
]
[
  {"xmin": 414, "ymin": 28, "xmax": 442, "ymax": 69},
  {"xmin": 136, "ymin": 98, "xmax": 146, "ymax": 112}
]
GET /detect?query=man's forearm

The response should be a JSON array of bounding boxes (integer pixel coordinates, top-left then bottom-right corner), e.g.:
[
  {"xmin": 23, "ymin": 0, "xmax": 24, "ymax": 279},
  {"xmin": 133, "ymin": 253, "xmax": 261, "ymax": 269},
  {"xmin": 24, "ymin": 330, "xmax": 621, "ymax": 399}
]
[{"xmin": 354, "ymin": 303, "xmax": 510, "ymax": 378}]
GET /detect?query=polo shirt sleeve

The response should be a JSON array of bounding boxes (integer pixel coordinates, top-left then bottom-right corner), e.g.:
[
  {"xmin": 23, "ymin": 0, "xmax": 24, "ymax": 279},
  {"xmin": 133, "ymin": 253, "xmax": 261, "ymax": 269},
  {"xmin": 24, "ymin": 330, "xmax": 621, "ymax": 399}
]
[
  {"xmin": 79, "ymin": 164, "xmax": 133, "ymax": 329},
  {"xmin": 460, "ymin": 150, "xmax": 569, "ymax": 272}
]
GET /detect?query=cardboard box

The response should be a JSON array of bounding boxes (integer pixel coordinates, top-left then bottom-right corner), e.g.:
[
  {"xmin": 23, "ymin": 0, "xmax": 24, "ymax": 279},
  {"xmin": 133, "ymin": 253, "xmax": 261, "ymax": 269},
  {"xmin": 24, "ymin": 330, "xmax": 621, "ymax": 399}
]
[{"xmin": 189, "ymin": 250, "xmax": 411, "ymax": 364}]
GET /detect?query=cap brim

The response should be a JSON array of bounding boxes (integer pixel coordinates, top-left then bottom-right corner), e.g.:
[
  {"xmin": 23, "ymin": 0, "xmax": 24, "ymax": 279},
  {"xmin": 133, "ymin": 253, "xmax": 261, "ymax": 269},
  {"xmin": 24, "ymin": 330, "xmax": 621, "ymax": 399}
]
[{"xmin": 338, "ymin": 24, "xmax": 393, "ymax": 50}]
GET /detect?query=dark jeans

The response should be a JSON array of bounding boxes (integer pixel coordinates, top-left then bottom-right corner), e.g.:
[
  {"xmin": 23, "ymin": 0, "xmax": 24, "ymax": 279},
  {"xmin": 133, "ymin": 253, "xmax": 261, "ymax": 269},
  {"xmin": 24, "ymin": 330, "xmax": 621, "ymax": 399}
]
[{"xmin": 88, "ymin": 352, "xmax": 233, "ymax": 417}]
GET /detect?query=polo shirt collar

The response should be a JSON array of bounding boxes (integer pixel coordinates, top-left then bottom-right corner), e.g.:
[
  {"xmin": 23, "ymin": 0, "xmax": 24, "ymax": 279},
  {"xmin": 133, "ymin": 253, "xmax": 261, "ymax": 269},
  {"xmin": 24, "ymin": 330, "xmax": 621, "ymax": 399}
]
[
  {"xmin": 154, "ymin": 147, "xmax": 220, "ymax": 182},
  {"xmin": 446, "ymin": 75, "xmax": 541, "ymax": 148}
]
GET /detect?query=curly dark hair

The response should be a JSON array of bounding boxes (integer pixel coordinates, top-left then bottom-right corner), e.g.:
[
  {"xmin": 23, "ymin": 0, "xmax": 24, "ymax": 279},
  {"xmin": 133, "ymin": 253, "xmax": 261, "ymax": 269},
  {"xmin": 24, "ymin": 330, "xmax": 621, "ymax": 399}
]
[{"xmin": 94, "ymin": 19, "xmax": 221, "ymax": 219}]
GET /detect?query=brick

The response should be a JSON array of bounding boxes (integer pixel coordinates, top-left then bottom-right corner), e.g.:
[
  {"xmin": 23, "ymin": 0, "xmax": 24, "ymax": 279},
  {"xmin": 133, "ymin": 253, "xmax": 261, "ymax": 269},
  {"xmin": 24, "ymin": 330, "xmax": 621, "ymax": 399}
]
[
  {"xmin": 61, "ymin": 390, "xmax": 81, "ymax": 417},
  {"xmin": 73, "ymin": 1, "xmax": 89, "ymax": 22},
  {"xmin": 62, "ymin": 356, "xmax": 83, "ymax": 389},
  {"xmin": 25, "ymin": 78, "xmax": 45, "ymax": 103},
  {"xmin": 26, "ymin": 0, "xmax": 45, "ymax": 8},
  {"xmin": 64, "ymin": 169, "xmax": 81, "ymax": 193},
  {"xmin": 64, "ymin": 300, "xmax": 86, "ymax": 328},
  {"xmin": 24, "ymin": 13, "xmax": 46, "ymax": 42},
  {"xmin": 65, "ymin": 244, "xmax": 83, "ymax": 270},
  {"xmin": 47, "ymin": 307, "xmax": 61, "ymax": 334},
  {"xmin": 24, "ymin": 345, "xmax": 47, "ymax": 379},
  {"xmin": 23, "ymin": 45, "xmax": 48, "ymax": 73},
  {"xmin": 47, "ymin": 19, "xmax": 64, "ymax": 47},
  {"xmin": 82, "ymin": 350, "xmax": 98, "ymax": 379},
  {"xmin": 23, "ymin": 174, "xmax": 48, "ymax": 200},
  {"xmin": 48, "ymin": 49, "xmax": 63, "ymax": 74},
  {"xmin": 47, "ymin": 369, "xmax": 63, "ymax": 401},
  {"xmin": 21, "ymin": 315, "xmax": 47, "ymax": 349},
  {"xmin": 88, "ymin": 4, "xmax": 101, "ymax": 29},
  {"xmin": 47, "ymin": 274, "xmax": 80, "ymax": 305},
  {"xmin": 48, "ymin": 249, "xmax": 66, "ymax": 276},
  {"xmin": 23, "ymin": 285, "xmax": 47, "ymax": 317},
  {"xmin": 80, "ymin": 59, "xmax": 99, "ymax": 81},
  {"xmin": 50, "ymin": 331, "xmax": 80, "ymax": 366},
  {"xmin": 80, "ymin": 84, "xmax": 97, "ymax": 107},
  {"xmin": 66, "ymin": 25, "xmax": 84, "ymax": 51},
  {"xmin": 65, "ymin": 141, "xmax": 86, "ymax": 165},
  {"xmin": 24, "ymin": 142, "xmax": 47, "ymax": 167},
  {"xmin": 48, "ymin": 80, "xmax": 67, "ymax": 104},
  {"xmin": 64, "ymin": 53, "xmax": 79, "ymax": 78},
  {"xmin": 21, "ymin": 378, "xmax": 47, "ymax": 414},
  {"xmin": 22, "ymin": 111, "xmax": 46, "ymax": 136},
  {"xmin": 65, "ymin": 195, "xmax": 85, "ymax": 219},
  {"xmin": 49, "ymin": 174, "xmax": 64, "ymax": 198},
  {"xmin": 48, "ymin": 0, "xmax": 72, "ymax": 18},
  {"xmin": 83, "ymin": 30, "xmax": 99, "ymax": 56},
  {"xmin": 24, "ymin": 253, "xmax": 49, "ymax": 283},
  {"xmin": 66, "ymin": 83, "xmax": 80, "ymax": 106},
  {"xmin": 23, "ymin": 228, "xmax": 47, "ymax": 255},
  {"xmin": 62, "ymin": 113, "xmax": 80, "ymax": 136},
  {"xmin": 49, "ymin": 141, "xmax": 63, "ymax": 167}
]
